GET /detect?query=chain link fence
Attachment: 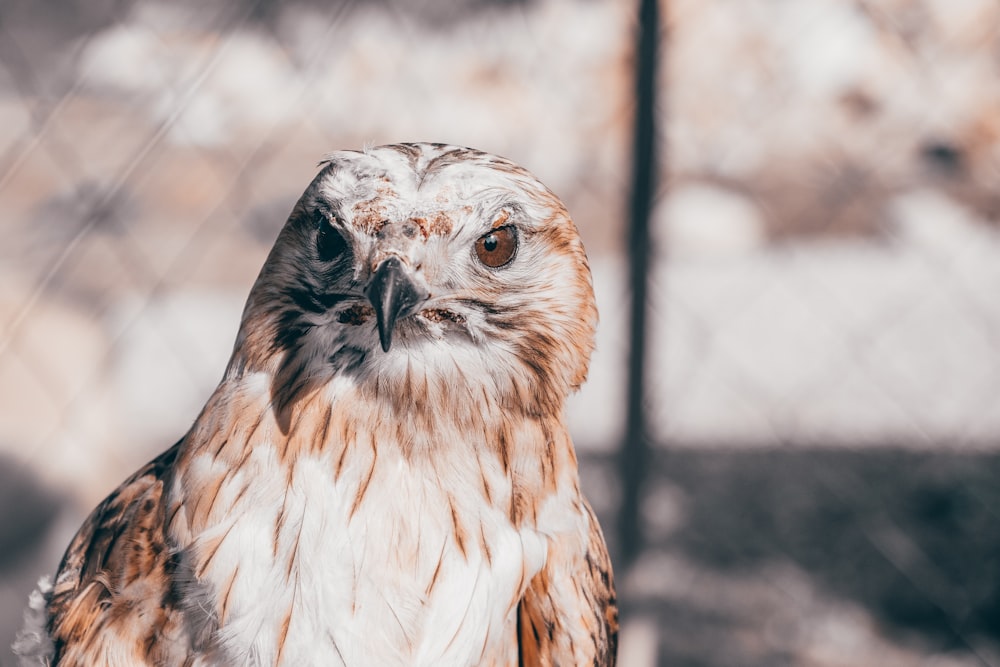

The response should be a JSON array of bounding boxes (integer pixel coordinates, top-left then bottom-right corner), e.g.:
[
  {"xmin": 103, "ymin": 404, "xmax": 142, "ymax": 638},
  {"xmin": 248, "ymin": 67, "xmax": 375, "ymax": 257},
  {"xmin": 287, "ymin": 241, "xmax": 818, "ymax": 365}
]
[{"xmin": 1, "ymin": 0, "xmax": 999, "ymax": 665}]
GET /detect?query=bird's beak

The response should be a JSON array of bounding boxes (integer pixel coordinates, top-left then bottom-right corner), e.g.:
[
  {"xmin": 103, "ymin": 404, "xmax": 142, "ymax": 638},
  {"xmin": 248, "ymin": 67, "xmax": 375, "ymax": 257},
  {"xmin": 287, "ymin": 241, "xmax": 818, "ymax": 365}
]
[{"xmin": 366, "ymin": 256, "xmax": 425, "ymax": 352}]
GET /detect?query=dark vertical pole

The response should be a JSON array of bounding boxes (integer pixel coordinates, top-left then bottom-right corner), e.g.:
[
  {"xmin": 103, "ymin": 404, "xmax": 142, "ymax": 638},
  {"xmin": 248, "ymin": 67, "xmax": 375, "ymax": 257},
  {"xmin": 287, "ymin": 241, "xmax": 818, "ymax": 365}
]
[{"xmin": 619, "ymin": 0, "xmax": 659, "ymax": 568}]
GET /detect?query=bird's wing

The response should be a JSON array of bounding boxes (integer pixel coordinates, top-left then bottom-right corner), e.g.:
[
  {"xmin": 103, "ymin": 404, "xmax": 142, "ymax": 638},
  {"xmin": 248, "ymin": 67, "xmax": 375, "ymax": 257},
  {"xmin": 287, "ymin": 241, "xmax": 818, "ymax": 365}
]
[
  {"xmin": 46, "ymin": 441, "xmax": 188, "ymax": 666},
  {"xmin": 518, "ymin": 499, "xmax": 619, "ymax": 666}
]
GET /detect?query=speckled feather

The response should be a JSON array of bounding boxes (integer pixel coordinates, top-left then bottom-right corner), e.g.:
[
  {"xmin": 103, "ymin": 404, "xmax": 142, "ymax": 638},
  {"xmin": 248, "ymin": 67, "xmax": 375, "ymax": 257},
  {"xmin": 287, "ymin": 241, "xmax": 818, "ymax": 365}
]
[{"xmin": 22, "ymin": 143, "xmax": 617, "ymax": 666}]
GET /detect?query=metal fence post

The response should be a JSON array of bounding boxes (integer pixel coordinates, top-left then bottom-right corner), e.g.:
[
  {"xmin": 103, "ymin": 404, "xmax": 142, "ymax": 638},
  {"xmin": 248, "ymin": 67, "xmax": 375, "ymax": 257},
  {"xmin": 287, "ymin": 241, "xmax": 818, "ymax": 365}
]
[{"xmin": 619, "ymin": 0, "xmax": 660, "ymax": 569}]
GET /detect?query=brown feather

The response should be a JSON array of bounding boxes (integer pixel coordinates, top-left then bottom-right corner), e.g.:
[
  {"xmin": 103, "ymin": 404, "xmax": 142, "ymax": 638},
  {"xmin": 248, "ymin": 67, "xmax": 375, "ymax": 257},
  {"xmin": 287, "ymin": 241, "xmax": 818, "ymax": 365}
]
[
  {"xmin": 517, "ymin": 501, "xmax": 618, "ymax": 666},
  {"xmin": 47, "ymin": 442, "xmax": 187, "ymax": 665}
]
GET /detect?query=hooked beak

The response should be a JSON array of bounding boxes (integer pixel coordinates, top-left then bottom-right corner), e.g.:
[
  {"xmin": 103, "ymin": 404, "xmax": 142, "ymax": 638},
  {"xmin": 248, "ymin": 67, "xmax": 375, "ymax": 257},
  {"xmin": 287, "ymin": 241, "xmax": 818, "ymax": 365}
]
[{"xmin": 366, "ymin": 256, "xmax": 425, "ymax": 352}]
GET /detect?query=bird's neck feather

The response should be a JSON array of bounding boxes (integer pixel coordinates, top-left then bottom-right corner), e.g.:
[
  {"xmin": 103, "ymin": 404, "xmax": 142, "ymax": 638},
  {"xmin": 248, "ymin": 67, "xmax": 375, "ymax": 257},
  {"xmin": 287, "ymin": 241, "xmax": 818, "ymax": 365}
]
[{"xmin": 175, "ymin": 369, "xmax": 578, "ymax": 535}]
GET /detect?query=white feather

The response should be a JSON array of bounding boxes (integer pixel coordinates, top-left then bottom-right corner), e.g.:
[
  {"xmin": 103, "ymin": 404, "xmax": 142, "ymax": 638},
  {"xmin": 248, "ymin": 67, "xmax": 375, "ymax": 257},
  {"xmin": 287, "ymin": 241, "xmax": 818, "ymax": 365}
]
[{"xmin": 12, "ymin": 576, "xmax": 55, "ymax": 667}]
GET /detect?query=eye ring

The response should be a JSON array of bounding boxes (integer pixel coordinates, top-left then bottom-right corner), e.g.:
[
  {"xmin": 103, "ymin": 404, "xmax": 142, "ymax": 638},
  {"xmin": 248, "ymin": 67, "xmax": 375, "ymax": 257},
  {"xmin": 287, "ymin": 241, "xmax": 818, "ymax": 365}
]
[{"xmin": 474, "ymin": 225, "xmax": 518, "ymax": 269}]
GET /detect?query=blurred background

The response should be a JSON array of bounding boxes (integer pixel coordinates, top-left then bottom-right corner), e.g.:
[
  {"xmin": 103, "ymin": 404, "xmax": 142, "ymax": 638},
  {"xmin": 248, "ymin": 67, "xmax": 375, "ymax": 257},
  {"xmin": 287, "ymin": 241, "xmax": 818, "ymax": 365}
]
[{"xmin": 1, "ymin": 0, "xmax": 999, "ymax": 664}]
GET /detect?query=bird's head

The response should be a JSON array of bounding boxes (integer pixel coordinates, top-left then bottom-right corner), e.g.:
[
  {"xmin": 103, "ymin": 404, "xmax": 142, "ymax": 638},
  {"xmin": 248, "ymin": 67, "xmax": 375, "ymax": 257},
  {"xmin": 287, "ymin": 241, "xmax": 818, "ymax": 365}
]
[{"xmin": 231, "ymin": 143, "xmax": 597, "ymax": 429}]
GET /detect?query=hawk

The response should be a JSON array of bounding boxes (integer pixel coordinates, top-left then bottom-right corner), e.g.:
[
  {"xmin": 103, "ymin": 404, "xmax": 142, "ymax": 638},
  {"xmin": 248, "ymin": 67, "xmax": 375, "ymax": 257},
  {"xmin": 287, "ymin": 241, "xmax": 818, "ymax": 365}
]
[{"xmin": 15, "ymin": 143, "xmax": 618, "ymax": 666}]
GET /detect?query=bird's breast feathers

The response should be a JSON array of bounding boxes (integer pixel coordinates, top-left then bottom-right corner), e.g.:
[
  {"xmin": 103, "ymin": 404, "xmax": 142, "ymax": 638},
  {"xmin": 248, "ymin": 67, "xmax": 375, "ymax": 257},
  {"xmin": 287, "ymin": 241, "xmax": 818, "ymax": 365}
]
[{"xmin": 168, "ymin": 376, "xmax": 569, "ymax": 666}]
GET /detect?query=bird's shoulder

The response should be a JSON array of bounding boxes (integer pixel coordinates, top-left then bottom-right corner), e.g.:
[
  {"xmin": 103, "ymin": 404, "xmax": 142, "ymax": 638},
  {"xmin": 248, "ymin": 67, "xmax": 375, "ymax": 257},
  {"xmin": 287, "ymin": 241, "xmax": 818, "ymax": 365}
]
[
  {"xmin": 46, "ymin": 441, "xmax": 188, "ymax": 665},
  {"xmin": 518, "ymin": 497, "xmax": 619, "ymax": 665}
]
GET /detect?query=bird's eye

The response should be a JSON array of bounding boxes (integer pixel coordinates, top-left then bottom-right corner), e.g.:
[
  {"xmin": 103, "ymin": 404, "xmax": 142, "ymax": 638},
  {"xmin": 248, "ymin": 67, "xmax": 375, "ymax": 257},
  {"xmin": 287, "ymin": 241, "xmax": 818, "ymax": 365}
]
[
  {"xmin": 474, "ymin": 226, "xmax": 518, "ymax": 268},
  {"xmin": 315, "ymin": 215, "xmax": 349, "ymax": 263}
]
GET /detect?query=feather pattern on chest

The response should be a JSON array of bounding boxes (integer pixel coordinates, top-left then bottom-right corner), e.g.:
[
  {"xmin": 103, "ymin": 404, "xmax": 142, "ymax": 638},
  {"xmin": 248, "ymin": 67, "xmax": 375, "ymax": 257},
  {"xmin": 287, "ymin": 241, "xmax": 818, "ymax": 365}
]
[{"xmin": 18, "ymin": 143, "xmax": 617, "ymax": 667}]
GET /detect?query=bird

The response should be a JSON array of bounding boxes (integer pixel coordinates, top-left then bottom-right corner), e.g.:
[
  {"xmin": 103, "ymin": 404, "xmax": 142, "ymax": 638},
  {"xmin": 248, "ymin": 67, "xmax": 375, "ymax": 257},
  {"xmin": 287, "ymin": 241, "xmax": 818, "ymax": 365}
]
[{"xmin": 15, "ymin": 142, "xmax": 618, "ymax": 666}]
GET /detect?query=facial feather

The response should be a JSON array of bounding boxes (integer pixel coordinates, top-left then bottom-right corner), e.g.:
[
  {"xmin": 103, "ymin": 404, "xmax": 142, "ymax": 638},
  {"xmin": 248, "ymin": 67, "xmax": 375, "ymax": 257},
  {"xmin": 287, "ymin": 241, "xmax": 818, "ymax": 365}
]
[{"xmin": 232, "ymin": 143, "xmax": 597, "ymax": 434}]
